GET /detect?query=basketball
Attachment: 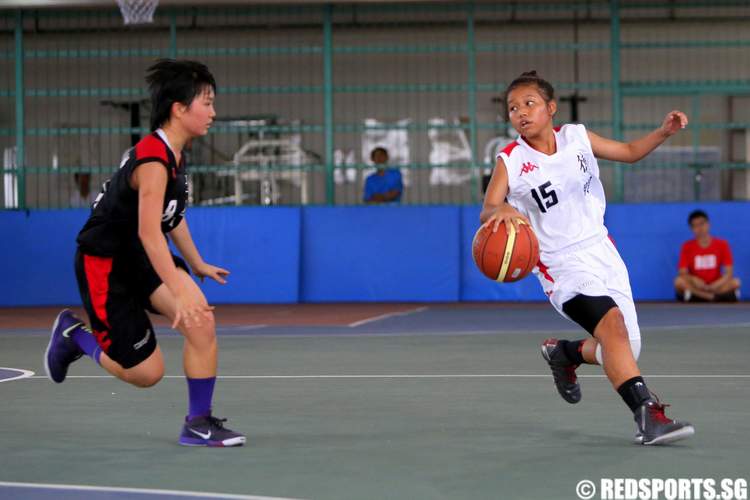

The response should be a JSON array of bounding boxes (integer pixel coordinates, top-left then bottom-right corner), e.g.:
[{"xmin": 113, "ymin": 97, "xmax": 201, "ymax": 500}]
[{"xmin": 472, "ymin": 221, "xmax": 540, "ymax": 282}]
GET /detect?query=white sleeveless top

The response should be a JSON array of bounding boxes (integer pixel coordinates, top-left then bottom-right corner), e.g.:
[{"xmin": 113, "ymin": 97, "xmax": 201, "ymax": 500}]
[{"xmin": 496, "ymin": 124, "xmax": 607, "ymax": 259}]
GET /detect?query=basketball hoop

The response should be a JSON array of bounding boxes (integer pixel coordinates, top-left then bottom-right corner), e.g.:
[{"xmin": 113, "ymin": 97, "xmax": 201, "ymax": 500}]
[{"xmin": 115, "ymin": 0, "xmax": 159, "ymax": 25}]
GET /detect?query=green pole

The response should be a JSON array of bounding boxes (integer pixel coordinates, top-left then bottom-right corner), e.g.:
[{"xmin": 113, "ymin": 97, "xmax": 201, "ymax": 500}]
[
  {"xmin": 610, "ymin": 0, "xmax": 624, "ymax": 202},
  {"xmin": 14, "ymin": 10, "xmax": 24, "ymax": 210},
  {"xmin": 690, "ymin": 94, "xmax": 701, "ymax": 153},
  {"xmin": 323, "ymin": 4, "xmax": 334, "ymax": 205},
  {"xmin": 169, "ymin": 11, "xmax": 177, "ymax": 59},
  {"xmin": 691, "ymin": 95, "xmax": 702, "ymax": 200},
  {"xmin": 467, "ymin": 2, "xmax": 479, "ymax": 204}
]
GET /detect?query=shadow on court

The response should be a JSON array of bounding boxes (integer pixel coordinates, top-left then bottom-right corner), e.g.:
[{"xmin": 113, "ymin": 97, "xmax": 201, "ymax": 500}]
[{"xmin": 1, "ymin": 303, "xmax": 749, "ymax": 500}]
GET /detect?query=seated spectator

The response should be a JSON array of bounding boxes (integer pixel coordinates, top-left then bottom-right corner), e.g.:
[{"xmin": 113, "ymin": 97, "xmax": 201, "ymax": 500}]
[
  {"xmin": 364, "ymin": 147, "xmax": 403, "ymax": 203},
  {"xmin": 674, "ymin": 209, "xmax": 741, "ymax": 302}
]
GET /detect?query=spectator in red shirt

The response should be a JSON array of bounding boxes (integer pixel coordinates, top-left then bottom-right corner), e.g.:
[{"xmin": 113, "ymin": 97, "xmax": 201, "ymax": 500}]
[{"xmin": 674, "ymin": 210, "xmax": 741, "ymax": 302}]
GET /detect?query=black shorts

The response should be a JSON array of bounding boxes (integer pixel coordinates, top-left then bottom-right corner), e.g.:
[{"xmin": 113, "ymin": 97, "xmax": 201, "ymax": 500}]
[{"xmin": 74, "ymin": 248, "xmax": 189, "ymax": 369}]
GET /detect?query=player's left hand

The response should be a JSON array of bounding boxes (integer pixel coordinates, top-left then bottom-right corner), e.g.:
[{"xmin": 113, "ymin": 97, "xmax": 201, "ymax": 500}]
[
  {"xmin": 660, "ymin": 110, "xmax": 688, "ymax": 137},
  {"xmin": 193, "ymin": 262, "xmax": 230, "ymax": 284}
]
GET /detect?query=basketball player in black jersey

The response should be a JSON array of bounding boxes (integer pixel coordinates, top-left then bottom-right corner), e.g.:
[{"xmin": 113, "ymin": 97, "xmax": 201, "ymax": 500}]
[{"xmin": 45, "ymin": 60, "xmax": 245, "ymax": 447}]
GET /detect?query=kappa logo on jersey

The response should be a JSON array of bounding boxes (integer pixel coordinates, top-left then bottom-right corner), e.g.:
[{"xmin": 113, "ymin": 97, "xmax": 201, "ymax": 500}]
[{"xmin": 520, "ymin": 162, "xmax": 539, "ymax": 176}]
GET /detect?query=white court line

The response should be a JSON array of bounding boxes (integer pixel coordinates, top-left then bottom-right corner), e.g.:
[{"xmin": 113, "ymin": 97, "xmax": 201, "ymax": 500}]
[
  {"xmin": 216, "ymin": 324, "xmax": 268, "ymax": 332},
  {"xmin": 348, "ymin": 306, "xmax": 429, "ymax": 328},
  {"xmin": 0, "ymin": 367, "xmax": 35, "ymax": 383},
  {"xmin": 5, "ymin": 321, "xmax": 750, "ymax": 339},
  {"xmin": 25, "ymin": 373, "xmax": 750, "ymax": 380},
  {"xmin": 0, "ymin": 481, "xmax": 303, "ymax": 500},
  {"xmin": 109, "ymin": 321, "xmax": 750, "ymax": 338},
  {"xmin": 644, "ymin": 322, "xmax": 750, "ymax": 331}
]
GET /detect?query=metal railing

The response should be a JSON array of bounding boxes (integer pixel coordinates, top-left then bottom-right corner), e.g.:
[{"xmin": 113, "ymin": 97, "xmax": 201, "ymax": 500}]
[{"xmin": 2, "ymin": 1, "xmax": 750, "ymax": 208}]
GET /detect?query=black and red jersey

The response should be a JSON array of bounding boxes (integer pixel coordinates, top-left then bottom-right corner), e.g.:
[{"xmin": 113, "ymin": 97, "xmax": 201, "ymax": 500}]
[{"xmin": 77, "ymin": 131, "xmax": 188, "ymax": 257}]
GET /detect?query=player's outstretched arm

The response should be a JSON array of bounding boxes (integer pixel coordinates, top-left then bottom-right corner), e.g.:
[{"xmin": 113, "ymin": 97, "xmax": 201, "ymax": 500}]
[
  {"xmin": 588, "ymin": 110, "xmax": 688, "ymax": 163},
  {"xmin": 170, "ymin": 219, "xmax": 229, "ymax": 285},
  {"xmin": 480, "ymin": 157, "xmax": 529, "ymax": 234}
]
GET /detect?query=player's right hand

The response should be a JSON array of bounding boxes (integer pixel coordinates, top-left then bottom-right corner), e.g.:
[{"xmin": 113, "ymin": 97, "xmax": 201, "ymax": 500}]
[
  {"xmin": 482, "ymin": 205, "xmax": 530, "ymax": 235},
  {"xmin": 172, "ymin": 289, "xmax": 214, "ymax": 329}
]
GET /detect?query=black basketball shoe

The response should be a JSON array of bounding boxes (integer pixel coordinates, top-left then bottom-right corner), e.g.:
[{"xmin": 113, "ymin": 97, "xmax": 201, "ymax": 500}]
[
  {"xmin": 634, "ymin": 397, "xmax": 695, "ymax": 446},
  {"xmin": 541, "ymin": 338, "xmax": 582, "ymax": 404}
]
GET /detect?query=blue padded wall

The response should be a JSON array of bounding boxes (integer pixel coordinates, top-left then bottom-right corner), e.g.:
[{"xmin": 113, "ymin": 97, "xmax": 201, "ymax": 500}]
[
  {"xmin": 605, "ymin": 202, "xmax": 750, "ymax": 301},
  {"xmin": 0, "ymin": 207, "xmax": 301, "ymax": 306},
  {"xmin": 184, "ymin": 207, "xmax": 301, "ymax": 303},
  {"xmin": 0, "ymin": 210, "xmax": 88, "ymax": 306},
  {"xmin": 300, "ymin": 206, "xmax": 461, "ymax": 302},
  {"xmin": 0, "ymin": 202, "xmax": 747, "ymax": 305}
]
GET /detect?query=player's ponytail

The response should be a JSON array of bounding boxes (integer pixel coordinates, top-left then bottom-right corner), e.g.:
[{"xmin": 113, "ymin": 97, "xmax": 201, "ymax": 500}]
[{"xmin": 505, "ymin": 70, "xmax": 555, "ymax": 103}]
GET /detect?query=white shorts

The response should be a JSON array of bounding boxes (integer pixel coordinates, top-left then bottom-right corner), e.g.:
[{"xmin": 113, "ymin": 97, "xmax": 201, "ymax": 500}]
[{"xmin": 534, "ymin": 236, "xmax": 642, "ymax": 353}]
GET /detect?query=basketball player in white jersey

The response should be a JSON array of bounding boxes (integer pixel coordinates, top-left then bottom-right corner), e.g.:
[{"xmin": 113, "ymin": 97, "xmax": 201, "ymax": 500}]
[{"xmin": 482, "ymin": 71, "xmax": 694, "ymax": 445}]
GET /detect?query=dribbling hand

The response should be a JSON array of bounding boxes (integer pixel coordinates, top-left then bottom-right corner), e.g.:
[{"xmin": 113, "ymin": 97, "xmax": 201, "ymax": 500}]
[{"xmin": 482, "ymin": 205, "xmax": 531, "ymax": 236}]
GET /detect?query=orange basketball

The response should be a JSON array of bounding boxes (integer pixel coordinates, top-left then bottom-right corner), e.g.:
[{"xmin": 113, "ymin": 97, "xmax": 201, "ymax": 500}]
[{"xmin": 472, "ymin": 221, "xmax": 540, "ymax": 283}]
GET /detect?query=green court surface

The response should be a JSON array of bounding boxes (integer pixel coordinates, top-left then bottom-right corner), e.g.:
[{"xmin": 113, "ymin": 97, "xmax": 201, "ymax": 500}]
[{"xmin": 1, "ymin": 305, "xmax": 749, "ymax": 500}]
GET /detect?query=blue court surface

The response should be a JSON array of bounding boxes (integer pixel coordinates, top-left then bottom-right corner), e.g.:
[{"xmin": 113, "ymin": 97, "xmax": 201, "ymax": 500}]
[{"xmin": 1, "ymin": 303, "xmax": 749, "ymax": 500}]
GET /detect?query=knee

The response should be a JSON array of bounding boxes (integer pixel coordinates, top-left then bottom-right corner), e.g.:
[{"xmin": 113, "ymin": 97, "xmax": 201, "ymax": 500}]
[
  {"xmin": 125, "ymin": 366, "xmax": 164, "ymax": 388},
  {"xmin": 132, "ymin": 371, "xmax": 163, "ymax": 388},
  {"xmin": 595, "ymin": 308, "xmax": 628, "ymax": 342},
  {"xmin": 139, "ymin": 374, "xmax": 163, "ymax": 388},
  {"xmin": 594, "ymin": 335, "xmax": 641, "ymax": 365},
  {"xmin": 674, "ymin": 276, "xmax": 686, "ymax": 290},
  {"xmin": 184, "ymin": 312, "xmax": 217, "ymax": 347}
]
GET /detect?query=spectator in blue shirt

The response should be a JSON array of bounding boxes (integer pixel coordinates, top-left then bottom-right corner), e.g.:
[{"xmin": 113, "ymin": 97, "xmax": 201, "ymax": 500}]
[{"xmin": 364, "ymin": 147, "xmax": 403, "ymax": 203}]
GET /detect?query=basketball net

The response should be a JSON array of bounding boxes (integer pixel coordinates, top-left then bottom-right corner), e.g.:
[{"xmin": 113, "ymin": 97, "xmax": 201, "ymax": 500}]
[{"xmin": 116, "ymin": 0, "xmax": 159, "ymax": 25}]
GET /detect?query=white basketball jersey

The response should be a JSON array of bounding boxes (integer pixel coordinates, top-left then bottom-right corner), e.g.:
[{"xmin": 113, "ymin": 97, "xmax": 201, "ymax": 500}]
[{"xmin": 497, "ymin": 124, "xmax": 607, "ymax": 259}]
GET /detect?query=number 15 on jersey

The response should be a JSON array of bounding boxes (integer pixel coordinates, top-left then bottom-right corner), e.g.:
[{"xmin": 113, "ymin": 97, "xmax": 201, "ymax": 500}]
[{"xmin": 531, "ymin": 181, "xmax": 558, "ymax": 213}]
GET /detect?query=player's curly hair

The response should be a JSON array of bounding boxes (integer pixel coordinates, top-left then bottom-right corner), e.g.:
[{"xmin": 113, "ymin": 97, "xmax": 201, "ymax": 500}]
[
  {"xmin": 505, "ymin": 70, "xmax": 555, "ymax": 103},
  {"xmin": 146, "ymin": 59, "xmax": 216, "ymax": 132}
]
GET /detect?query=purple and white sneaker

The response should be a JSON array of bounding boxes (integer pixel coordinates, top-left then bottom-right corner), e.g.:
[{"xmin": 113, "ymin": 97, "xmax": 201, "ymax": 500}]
[
  {"xmin": 179, "ymin": 414, "xmax": 246, "ymax": 447},
  {"xmin": 44, "ymin": 309, "xmax": 84, "ymax": 383}
]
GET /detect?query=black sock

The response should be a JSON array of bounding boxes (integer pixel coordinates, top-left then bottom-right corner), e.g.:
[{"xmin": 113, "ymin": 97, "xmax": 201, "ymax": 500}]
[
  {"xmin": 558, "ymin": 339, "xmax": 585, "ymax": 365},
  {"xmin": 617, "ymin": 376, "xmax": 652, "ymax": 412}
]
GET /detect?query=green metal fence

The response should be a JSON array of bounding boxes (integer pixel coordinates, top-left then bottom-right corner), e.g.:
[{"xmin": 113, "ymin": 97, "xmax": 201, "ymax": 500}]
[{"xmin": 2, "ymin": 1, "xmax": 750, "ymax": 209}]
